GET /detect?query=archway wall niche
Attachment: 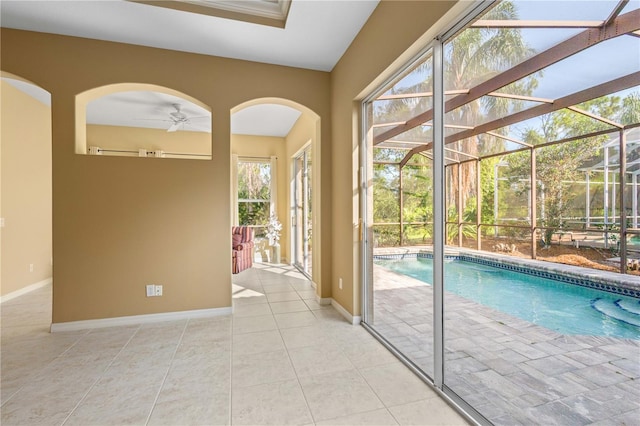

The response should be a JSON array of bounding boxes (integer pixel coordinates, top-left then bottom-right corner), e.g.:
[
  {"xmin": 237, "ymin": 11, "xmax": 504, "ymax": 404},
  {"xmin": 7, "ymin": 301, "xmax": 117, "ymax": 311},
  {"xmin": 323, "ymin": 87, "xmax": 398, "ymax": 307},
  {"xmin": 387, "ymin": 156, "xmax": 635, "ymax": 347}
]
[{"xmin": 76, "ymin": 83, "xmax": 212, "ymax": 160}]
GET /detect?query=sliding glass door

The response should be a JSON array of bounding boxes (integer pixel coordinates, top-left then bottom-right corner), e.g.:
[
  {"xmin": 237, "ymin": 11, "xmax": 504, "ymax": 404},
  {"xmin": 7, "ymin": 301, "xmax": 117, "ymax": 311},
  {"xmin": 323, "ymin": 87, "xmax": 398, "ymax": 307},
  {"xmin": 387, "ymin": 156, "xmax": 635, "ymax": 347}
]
[
  {"xmin": 293, "ymin": 147, "xmax": 312, "ymax": 276},
  {"xmin": 362, "ymin": 47, "xmax": 436, "ymax": 378},
  {"xmin": 362, "ymin": 1, "xmax": 640, "ymax": 425}
]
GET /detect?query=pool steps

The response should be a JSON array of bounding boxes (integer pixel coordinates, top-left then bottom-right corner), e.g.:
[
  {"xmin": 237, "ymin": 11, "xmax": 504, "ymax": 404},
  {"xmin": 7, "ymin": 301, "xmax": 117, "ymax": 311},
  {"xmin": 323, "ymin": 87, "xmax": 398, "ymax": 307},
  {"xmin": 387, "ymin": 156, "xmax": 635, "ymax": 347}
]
[
  {"xmin": 591, "ymin": 298, "xmax": 640, "ymax": 328},
  {"xmin": 616, "ymin": 298, "xmax": 640, "ymax": 316}
]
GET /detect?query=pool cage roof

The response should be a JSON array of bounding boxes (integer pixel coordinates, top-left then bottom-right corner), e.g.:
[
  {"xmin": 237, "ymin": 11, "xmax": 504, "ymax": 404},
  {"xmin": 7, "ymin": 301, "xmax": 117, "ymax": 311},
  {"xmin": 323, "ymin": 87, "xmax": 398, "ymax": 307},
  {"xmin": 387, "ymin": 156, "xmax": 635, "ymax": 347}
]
[{"xmin": 371, "ymin": 0, "xmax": 640, "ymax": 169}]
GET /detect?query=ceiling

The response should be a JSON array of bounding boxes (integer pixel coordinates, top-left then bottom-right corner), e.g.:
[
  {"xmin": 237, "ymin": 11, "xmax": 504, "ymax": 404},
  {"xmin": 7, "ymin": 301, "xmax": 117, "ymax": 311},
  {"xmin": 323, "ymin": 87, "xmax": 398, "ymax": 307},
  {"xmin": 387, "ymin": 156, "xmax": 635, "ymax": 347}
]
[
  {"xmin": 0, "ymin": 0, "xmax": 378, "ymax": 72},
  {"xmin": 1, "ymin": 0, "xmax": 378, "ymax": 136},
  {"xmin": 86, "ymin": 91, "xmax": 212, "ymax": 133}
]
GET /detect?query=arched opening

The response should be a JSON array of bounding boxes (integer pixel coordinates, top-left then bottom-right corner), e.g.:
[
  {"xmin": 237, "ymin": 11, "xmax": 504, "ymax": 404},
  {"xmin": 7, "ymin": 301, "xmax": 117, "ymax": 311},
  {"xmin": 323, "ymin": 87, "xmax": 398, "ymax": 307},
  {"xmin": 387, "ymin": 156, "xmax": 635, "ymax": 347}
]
[
  {"xmin": 76, "ymin": 83, "xmax": 212, "ymax": 160},
  {"xmin": 230, "ymin": 98, "xmax": 322, "ymax": 291},
  {"xmin": 0, "ymin": 72, "xmax": 53, "ymax": 306}
]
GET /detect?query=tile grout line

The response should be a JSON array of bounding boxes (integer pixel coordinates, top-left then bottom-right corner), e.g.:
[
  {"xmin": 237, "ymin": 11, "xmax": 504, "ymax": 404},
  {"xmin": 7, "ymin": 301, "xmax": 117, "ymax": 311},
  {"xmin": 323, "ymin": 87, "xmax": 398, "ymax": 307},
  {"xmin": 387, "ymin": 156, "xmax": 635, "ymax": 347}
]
[
  {"xmin": 275, "ymin": 294, "xmax": 318, "ymax": 426},
  {"xmin": 279, "ymin": 272, "xmax": 344, "ymax": 423},
  {"xmin": 241, "ymin": 267, "xmax": 318, "ymax": 424},
  {"xmin": 0, "ymin": 327, "xmax": 91, "ymax": 408},
  {"xmin": 59, "ymin": 324, "xmax": 143, "ymax": 426},
  {"xmin": 143, "ymin": 319, "xmax": 190, "ymax": 426}
]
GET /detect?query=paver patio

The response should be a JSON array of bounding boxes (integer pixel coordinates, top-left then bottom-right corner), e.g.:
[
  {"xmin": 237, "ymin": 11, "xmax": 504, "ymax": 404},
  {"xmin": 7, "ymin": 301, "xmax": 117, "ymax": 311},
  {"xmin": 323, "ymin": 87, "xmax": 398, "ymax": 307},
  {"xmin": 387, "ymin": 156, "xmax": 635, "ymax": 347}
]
[{"xmin": 370, "ymin": 264, "xmax": 640, "ymax": 425}]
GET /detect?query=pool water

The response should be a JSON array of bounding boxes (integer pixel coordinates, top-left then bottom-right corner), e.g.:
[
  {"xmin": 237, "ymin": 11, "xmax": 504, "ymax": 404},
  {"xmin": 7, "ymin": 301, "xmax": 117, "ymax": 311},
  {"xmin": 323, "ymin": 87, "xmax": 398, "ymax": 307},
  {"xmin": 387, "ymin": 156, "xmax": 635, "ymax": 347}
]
[{"xmin": 375, "ymin": 257, "xmax": 640, "ymax": 340}]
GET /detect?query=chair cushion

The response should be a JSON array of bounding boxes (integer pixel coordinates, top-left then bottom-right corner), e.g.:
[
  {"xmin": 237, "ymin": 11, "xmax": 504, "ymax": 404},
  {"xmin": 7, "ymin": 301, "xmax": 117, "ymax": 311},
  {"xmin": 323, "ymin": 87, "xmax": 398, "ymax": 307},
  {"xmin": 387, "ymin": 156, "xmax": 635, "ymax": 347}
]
[{"xmin": 232, "ymin": 234, "xmax": 243, "ymax": 249}]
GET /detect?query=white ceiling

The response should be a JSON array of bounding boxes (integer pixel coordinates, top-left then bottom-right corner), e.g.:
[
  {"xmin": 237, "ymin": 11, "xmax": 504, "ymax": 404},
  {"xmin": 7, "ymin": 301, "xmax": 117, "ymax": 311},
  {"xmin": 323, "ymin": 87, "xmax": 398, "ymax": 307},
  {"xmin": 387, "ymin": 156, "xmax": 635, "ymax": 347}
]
[
  {"xmin": 2, "ymin": 78, "xmax": 51, "ymax": 106},
  {"xmin": 1, "ymin": 0, "xmax": 378, "ymax": 136},
  {"xmin": 0, "ymin": 0, "xmax": 378, "ymax": 72},
  {"xmin": 232, "ymin": 104, "xmax": 302, "ymax": 137},
  {"xmin": 86, "ymin": 91, "xmax": 212, "ymax": 133}
]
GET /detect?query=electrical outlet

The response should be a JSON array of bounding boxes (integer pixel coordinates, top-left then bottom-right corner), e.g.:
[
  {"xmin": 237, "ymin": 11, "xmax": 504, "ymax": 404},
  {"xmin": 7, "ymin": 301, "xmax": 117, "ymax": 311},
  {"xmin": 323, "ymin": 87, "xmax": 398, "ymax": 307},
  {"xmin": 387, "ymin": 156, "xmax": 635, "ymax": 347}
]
[
  {"xmin": 29, "ymin": 264, "xmax": 34, "ymax": 272},
  {"xmin": 146, "ymin": 285, "xmax": 155, "ymax": 297},
  {"xmin": 155, "ymin": 285, "xmax": 163, "ymax": 296},
  {"xmin": 339, "ymin": 278, "xmax": 343, "ymax": 290}
]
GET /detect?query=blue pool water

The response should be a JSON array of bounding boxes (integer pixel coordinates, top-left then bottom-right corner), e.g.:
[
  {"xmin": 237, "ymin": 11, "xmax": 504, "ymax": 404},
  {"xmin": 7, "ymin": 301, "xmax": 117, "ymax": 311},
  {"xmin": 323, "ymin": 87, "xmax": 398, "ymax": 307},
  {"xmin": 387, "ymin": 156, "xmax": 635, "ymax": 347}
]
[{"xmin": 375, "ymin": 257, "xmax": 640, "ymax": 340}]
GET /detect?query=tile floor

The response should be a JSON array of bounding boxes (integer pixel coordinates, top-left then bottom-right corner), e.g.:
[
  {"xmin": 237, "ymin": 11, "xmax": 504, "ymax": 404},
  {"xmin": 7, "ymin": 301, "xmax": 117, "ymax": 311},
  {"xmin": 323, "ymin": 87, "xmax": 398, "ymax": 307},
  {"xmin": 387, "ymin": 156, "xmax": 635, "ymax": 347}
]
[{"xmin": 1, "ymin": 263, "xmax": 468, "ymax": 426}]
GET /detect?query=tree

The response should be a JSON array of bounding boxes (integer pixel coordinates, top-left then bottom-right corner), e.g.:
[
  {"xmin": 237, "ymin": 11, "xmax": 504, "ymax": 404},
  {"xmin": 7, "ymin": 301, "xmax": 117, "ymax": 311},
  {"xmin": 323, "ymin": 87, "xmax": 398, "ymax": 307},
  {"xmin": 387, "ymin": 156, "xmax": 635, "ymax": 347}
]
[
  {"xmin": 238, "ymin": 162, "xmax": 271, "ymax": 227},
  {"xmin": 442, "ymin": 0, "xmax": 538, "ymax": 209},
  {"xmin": 371, "ymin": 1, "xmax": 539, "ymax": 247},
  {"xmin": 505, "ymin": 95, "xmax": 630, "ymax": 245},
  {"xmin": 402, "ymin": 156, "xmax": 433, "ymax": 243},
  {"xmin": 620, "ymin": 91, "xmax": 640, "ymax": 125},
  {"xmin": 373, "ymin": 163, "xmax": 401, "ymax": 245}
]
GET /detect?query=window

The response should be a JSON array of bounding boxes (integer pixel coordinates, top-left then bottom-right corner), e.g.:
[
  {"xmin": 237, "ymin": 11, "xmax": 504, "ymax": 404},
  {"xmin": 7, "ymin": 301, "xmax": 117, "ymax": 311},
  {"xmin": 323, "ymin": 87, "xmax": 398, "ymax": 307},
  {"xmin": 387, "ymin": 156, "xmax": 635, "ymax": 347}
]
[{"xmin": 237, "ymin": 160, "xmax": 271, "ymax": 237}]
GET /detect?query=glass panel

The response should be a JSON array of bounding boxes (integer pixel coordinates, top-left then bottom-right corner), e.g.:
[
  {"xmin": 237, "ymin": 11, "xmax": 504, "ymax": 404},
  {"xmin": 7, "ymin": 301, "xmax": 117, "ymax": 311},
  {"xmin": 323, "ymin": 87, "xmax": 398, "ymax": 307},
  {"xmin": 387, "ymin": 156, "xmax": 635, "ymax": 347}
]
[
  {"xmin": 238, "ymin": 201, "xmax": 270, "ymax": 226},
  {"xmin": 306, "ymin": 149, "xmax": 313, "ymax": 276},
  {"xmin": 444, "ymin": 2, "xmax": 544, "ymax": 92},
  {"xmin": 237, "ymin": 164, "xmax": 270, "ymax": 224},
  {"xmin": 510, "ymin": 110, "xmax": 616, "ymax": 146},
  {"xmin": 368, "ymin": 46, "xmax": 435, "ymax": 381},
  {"xmin": 293, "ymin": 148, "xmax": 312, "ymax": 276},
  {"xmin": 526, "ymin": 36, "xmax": 640, "ymax": 100},
  {"xmin": 373, "ymin": 163, "xmax": 400, "ymax": 223},
  {"xmin": 536, "ymin": 136, "xmax": 606, "ymax": 249},
  {"xmin": 622, "ymin": 0, "xmax": 640, "ymax": 14},
  {"xmin": 480, "ymin": 223, "xmax": 531, "ymax": 255},
  {"xmin": 373, "ymin": 147, "xmax": 409, "ymax": 163},
  {"xmin": 498, "ymin": 151, "xmax": 530, "ymax": 228},
  {"xmin": 442, "ymin": 3, "xmax": 640, "ymax": 425},
  {"xmin": 373, "ymin": 56, "xmax": 434, "ymax": 132},
  {"xmin": 403, "ymin": 160, "xmax": 433, "ymax": 246},
  {"xmin": 367, "ymin": 3, "xmax": 640, "ymax": 426}
]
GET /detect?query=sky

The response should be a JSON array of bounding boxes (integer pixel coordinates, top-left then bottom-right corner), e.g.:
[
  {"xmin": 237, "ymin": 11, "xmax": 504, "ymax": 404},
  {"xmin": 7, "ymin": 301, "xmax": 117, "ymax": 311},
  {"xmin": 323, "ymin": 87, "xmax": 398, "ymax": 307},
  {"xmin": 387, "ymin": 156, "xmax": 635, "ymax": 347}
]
[{"xmin": 377, "ymin": 0, "xmax": 640, "ymax": 140}]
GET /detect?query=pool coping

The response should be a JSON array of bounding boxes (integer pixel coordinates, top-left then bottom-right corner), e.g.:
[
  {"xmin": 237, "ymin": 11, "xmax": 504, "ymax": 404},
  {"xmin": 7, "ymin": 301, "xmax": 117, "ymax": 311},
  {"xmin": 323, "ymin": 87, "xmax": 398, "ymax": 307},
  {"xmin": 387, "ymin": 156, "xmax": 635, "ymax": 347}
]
[{"xmin": 373, "ymin": 246, "xmax": 640, "ymax": 299}]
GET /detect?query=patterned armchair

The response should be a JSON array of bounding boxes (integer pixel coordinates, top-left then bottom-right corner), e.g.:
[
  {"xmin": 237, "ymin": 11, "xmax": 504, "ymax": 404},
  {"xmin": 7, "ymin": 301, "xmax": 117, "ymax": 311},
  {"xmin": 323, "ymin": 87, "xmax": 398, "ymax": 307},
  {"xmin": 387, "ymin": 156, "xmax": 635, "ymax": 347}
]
[{"xmin": 232, "ymin": 226, "xmax": 254, "ymax": 274}]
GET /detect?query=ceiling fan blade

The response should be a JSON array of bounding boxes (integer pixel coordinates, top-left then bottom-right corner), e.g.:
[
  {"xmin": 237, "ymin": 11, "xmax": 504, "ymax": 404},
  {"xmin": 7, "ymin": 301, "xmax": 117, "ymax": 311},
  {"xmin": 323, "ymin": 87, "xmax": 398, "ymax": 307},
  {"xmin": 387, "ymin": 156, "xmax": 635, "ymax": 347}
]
[{"xmin": 167, "ymin": 122, "xmax": 181, "ymax": 132}]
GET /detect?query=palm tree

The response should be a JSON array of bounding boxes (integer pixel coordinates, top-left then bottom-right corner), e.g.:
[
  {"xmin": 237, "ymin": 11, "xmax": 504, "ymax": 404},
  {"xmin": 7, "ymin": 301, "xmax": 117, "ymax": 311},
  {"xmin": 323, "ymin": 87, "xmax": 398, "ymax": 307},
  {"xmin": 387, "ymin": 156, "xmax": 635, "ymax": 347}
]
[
  {"xmin": 372, "ymin": 1, "xmax": 540, "ymax": 244},
  {"xmin": 442, "ymin": 0, "xmax": 537, "ymax": 211}
]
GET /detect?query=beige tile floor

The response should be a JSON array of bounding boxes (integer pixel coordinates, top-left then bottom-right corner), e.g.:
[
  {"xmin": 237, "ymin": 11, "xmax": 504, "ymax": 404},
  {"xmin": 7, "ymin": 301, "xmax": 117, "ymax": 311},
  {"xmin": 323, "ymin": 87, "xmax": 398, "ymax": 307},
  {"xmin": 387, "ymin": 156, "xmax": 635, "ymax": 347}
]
[{"xmin": 1, "ymin": 263, "xmax": 468, "ymax": 426}]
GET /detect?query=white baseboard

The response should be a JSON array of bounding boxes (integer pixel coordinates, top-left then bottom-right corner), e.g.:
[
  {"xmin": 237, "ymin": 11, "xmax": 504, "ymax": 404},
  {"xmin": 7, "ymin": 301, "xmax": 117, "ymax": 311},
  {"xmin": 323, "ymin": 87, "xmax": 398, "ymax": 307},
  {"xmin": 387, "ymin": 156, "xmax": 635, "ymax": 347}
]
[
  {"xmin": 316, "ymin": 296, "xmax": 332, "ymax": 305},
  {"xmin": 50, "ymin": 306, "xmax": 233, "ymax": 333},
  {"xmin": 330, "ymin": 299, "xmax": 362, "ymax": 325},
  {"xmin": 1, "ymin": 278, "xmax": 52, "ymax": 304}
]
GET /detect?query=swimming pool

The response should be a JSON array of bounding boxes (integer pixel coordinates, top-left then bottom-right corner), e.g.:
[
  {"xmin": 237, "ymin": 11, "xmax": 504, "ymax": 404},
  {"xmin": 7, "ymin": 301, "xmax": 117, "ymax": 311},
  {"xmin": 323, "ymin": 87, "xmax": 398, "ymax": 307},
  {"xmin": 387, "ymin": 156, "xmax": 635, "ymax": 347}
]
[{"xmin": 375, "ymin": 256, "xmax": 640, "ymax": 340}]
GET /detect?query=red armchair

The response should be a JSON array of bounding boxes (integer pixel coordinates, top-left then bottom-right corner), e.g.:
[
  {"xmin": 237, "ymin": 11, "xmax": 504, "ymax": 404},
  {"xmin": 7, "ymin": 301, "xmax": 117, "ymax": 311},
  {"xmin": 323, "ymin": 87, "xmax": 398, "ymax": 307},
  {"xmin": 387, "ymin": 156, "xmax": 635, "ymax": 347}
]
[{"xmin": 232, "ymin": 226, "xmax": 254, "ymax": 274}]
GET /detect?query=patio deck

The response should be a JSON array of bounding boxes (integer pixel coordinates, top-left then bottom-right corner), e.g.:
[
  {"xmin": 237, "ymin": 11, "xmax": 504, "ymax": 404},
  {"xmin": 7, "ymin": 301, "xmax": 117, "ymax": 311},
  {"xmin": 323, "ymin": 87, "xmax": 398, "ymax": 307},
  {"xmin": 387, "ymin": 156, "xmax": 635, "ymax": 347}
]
[{"xmin": 370, "ymin": 253, "xmax": 640, "ymax": 425}]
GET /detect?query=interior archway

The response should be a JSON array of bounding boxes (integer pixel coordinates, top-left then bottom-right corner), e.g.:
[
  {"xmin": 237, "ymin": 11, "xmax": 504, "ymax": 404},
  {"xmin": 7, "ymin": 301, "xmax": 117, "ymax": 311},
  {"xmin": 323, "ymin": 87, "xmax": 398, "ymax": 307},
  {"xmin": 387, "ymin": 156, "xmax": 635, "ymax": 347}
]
[
  {"xmin": 230, "ymin": 98, "xmax": 322, "ymax": 293},
  {"xmin": 1, "ymin": 71, "xmax": 53, "ymax": 305}
]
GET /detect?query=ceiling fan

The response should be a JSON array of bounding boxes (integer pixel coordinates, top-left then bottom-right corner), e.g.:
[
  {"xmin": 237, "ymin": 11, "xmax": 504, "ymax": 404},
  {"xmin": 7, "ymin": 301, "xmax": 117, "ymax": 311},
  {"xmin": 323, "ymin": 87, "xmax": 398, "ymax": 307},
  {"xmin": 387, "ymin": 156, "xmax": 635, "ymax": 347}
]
[
  {"xmin": 167, "ymin": 103, "xmax": 190, "ymax": 132},
  {"xmin": 134, "ymin": 102, "xmax": 210, "ymax": 132}
]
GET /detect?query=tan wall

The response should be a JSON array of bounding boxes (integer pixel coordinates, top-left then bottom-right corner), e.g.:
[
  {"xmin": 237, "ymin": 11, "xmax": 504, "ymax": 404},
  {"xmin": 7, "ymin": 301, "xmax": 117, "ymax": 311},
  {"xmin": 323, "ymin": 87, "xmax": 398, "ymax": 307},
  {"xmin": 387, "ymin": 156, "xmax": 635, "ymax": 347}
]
[
  {"xmin": 1, "ymin": 80, "xmax": 52, "ymax": 296},
  {"xmin": 87, "ymin": 124, "xmax": 210, "ymax": 158},
  {"xmin": 1, "ymin": 28, "xmax": 331, "ymax": 324},
  {"xmin": 330, "ymin": 1, "xmax": 459, "ymax": 314}
]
